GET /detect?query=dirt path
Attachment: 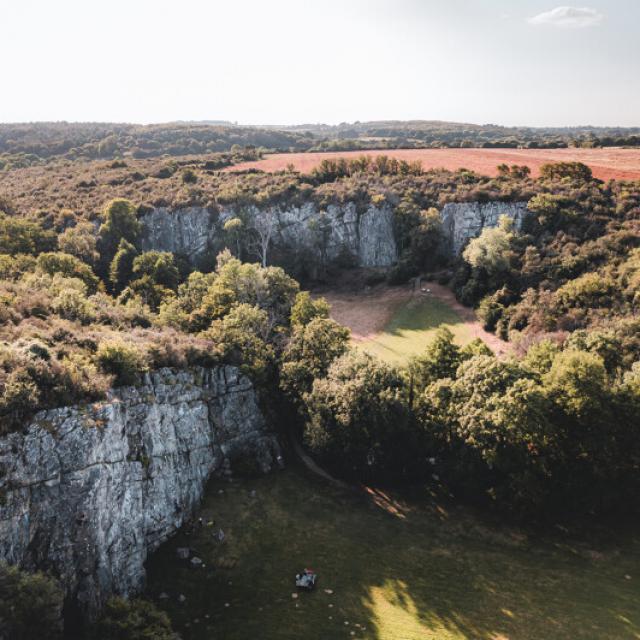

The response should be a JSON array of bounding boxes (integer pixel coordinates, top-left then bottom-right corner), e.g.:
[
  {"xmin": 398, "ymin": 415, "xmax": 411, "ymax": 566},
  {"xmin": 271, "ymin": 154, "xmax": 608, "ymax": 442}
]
[
  {"xmin": 286, "ymin": 425, "xmax": 354, "ymax": 492},
  {"xmin": 321, "ymin": 280, "xmax": 511, "ymax": 357}
]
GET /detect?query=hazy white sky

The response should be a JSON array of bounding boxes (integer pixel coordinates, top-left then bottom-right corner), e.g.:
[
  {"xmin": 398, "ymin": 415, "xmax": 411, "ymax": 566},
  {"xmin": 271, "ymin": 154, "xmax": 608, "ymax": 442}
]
[{"xmin": 1, "ymin": 0, "xmax": 638, "ymax": 126}]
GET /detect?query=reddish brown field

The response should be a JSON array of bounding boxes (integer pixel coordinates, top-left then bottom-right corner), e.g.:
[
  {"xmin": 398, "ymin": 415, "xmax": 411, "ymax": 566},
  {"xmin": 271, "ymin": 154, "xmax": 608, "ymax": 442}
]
[{"xmin": 226, "ymin": 147, "xmax": 640, "ymax": 181}]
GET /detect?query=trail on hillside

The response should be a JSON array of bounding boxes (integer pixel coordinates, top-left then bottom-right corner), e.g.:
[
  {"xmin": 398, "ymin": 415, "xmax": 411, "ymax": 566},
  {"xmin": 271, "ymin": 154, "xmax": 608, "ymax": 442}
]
[{"xmin": 321, "ymin": 280, "xmax": 511, "ymax": 358}]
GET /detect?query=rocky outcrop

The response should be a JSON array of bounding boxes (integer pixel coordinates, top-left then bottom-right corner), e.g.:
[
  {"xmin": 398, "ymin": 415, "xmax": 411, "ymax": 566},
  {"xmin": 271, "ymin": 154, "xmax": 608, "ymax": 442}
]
[
  {"xmin": 139, "ymin": 200, "xmax": 530, "ymax": 269},
  {"xmin": 440, "ymin": 201, "xmax": 529, "ymax": 255},
  {"xmin": 140, "ymin": 202, "xmax": 397, "ymax": 270},
  {"xmin": 140, "ymin": 207, "xmax": 218, "ymax": 263},
  {"xmin": 0, "ymin": 367, "xmax": 280, "ymax": 619}
]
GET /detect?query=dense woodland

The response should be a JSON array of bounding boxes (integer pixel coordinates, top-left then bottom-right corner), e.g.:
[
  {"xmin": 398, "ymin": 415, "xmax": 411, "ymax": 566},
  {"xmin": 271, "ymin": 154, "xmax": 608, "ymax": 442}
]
[
  {"xmin": 0, "ymin": 151, "xmax": 639, "ymax": 637},
  {"xmin": 2, "ymin": 121, "xmax": 640, "ymax": 169}
]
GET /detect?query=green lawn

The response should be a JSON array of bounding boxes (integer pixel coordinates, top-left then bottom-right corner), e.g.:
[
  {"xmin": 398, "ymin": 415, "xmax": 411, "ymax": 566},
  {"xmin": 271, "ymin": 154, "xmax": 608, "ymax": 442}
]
[
  {"xmin": 146, "ymin": 469, "xmax": 640, "ymax": 640},
  {"xmin": 358, "ymin": 296, "xmax": 474, "ymax": 366}
]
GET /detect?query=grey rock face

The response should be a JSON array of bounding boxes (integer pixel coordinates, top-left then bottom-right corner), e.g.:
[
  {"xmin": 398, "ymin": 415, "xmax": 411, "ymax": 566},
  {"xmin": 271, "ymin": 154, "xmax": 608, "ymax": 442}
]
[
  {"xmin": 140, "ymin": 203, "xmax": 397, "ymax": 269},
  {"xmin": 140, "ymin": 207, "xmax": 218, "ymax": 263},
  {"xmin": 440, "ymin": 201, "xmax": 529, "ymax": 255},
  {"xmin": 0, "ymin": 367, "xmax": 280, "ymax": 619}
]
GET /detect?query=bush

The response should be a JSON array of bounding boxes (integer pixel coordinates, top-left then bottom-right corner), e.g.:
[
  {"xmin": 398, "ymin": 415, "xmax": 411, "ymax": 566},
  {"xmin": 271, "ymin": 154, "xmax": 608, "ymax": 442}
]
[
  {"xmin": 36, "ymin": 252, "xmax": 100, "ymax": 293},
  {"xmin": 540, "ymin": 161, "xmax": 593, "ymax": 181},
  {"xmin": 0, "ymin": 369, "xmax": 41, "ymax": 434},
  {"xmin": 96, "ymin": 341, "xmax": 147, "ymax": 386},
  {"xmin": 91, "ymin": 597, "xmax": 178, "ymax": 640},
  {"xmin": 0, "ymin": 562, "xmax": 63, "ymax": 640},
  {"xmin": 181, "ymin": 168, "xmax": 198, "ymax": 184},
  {"xmin": 289, "ymin": 291, "xmax": 329, "ymax": 327}
]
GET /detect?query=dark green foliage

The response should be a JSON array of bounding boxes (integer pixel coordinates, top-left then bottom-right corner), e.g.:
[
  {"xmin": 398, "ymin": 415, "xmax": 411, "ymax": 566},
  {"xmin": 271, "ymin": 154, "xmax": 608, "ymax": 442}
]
[
  {"xmin": 36, "ymin": 252, "xmax": 100, "ymax": 293},
  {"xmin": 181, "ymin": 168, "xmax": 198, "ymax": 184},
  {"xmin": 0, "ymin": 212, "xmax": 56, "ymax": 255},
  {"xmin": 132, "ymin": 251, "xmax": 180, "ymax": 290},
  {"xmin": 539, "ymin": 161, "xmax": 593, "ymax": 181},
  {"xmin": 409, "ymin": 326, "xmax": 461, "ymax": 390},
  {"xmin": 97, "ymin": 199, "xmax": 141, "ymax": 277},
  {"xmin": 109, "ymin": 239, "xmax": 138, "ymax": 293},
  {"xmin": 304, "ymin": 351, "xmax": 418, "ymax": 479},
  {"xmin": 204, "ymin": 304, "xmax": 275, "ymax": 381},
  {"xmin": 280, "ymin": 317, "xmax": 350, "ymax": 400},
  {"xmin": 91, "ymin": 597, "xmax": 178, "ymax": 640},
  {"xmin": 0, "ymin": 562, "xmax": 63, "ymax": 640}
]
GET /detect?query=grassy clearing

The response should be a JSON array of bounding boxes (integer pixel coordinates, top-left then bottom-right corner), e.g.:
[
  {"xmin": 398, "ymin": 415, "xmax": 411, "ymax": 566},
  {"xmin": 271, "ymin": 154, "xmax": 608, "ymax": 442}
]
[
  {"xmin": 357, "ymin": 296, "xmax": 473, "ymax": 366},
  {"xmin": 146, "ymin": 469, "xmax": 640, "ymax": 640}
]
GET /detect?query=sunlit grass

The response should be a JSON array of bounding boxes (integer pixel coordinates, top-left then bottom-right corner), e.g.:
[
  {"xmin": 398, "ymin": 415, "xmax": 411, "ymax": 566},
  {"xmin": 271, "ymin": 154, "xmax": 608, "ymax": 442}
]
[
  {"xmin": 147, "ymin": 469, "xmax": 640, "ymax": 640},
  {"xmin": 358, "ymin": 296, "xmax": 474, "ymax": 365}
]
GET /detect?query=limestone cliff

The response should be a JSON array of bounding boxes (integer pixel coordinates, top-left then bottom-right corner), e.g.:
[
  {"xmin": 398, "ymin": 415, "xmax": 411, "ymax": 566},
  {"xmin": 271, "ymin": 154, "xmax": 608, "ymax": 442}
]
[
  {"xmin": 140, "ymin": 202, "xmax": 398, "ymax": 270},
  {"xmin": 440, "ymin": 201, "xmax": 529, "ymax": 255},
  {"xmin": 0, "ymin": 367, "xmax": 280, "ymax": 619}
]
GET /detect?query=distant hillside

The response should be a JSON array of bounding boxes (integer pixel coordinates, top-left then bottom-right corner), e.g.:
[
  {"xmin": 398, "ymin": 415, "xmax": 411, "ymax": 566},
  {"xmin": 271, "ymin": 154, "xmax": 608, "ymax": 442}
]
[
  {"xmin": 0, "ymin": 122, "xmax": 314, "ymax": 167},
  {"xmin": 270, "ymin": 120, "xmax": 640, "ymax": 152},
  {"xmin": 2, "ymin": 120, "xmax": 640, "ymax": 169}
]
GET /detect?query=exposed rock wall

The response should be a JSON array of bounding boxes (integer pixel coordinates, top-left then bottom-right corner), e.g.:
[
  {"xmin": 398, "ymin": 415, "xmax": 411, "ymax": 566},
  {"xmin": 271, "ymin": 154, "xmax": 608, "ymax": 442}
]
[
  {"xmin": 140, "ymin": 202, "xmax": 398, "ymax": 270},
  {"xmin": 440, "ymin": 201, "xmax": 529, "ymax": 255},
  {"xmin": 141, "ymin": 207, "xmax": 218, "ymax": 263},
  {"xmin": 0, "ymin": 367, "xmax": 280, "ymax": 619}
]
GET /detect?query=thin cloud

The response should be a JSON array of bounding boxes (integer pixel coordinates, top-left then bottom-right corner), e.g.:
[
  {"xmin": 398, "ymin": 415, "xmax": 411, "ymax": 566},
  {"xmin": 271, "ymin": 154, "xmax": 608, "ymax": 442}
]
[{"xmin": 528, "ymin": 6, "xmax": 604, "ymax": 28}]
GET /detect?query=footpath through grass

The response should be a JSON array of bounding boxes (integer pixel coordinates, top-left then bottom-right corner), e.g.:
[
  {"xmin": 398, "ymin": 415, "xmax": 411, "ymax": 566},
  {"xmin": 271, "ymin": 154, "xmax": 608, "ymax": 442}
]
[
  {"xmin": 358, "ymin": 295, "xmax": 473, "ymax": 365},
  {"xmin": 146, "ymin": 469, "xmax": 640, "ymax": 640}
]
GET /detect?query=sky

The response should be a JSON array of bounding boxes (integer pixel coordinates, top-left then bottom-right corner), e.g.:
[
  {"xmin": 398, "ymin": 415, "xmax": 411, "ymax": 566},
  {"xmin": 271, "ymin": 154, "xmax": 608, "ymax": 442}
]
[{"xmin": 1, "ymin": 0, "xmax": 638, "ymax": 127}]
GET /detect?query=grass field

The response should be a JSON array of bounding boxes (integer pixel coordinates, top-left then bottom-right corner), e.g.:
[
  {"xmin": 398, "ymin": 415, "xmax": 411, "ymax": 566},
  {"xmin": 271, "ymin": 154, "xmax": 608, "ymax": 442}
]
[
  {"xmin": 356, "ymin": 296, "xmax": 474, "ymax": 365},
  {"xmin": 146, "ymin": 469, "xmax": 640, "ymax": 640}
]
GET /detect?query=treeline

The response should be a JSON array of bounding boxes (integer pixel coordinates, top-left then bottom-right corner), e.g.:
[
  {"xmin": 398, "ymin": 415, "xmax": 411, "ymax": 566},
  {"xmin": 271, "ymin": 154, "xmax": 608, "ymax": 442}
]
[
  {"xmin": 283, "ymin": 324, "xmax": 640, "ymax": 518},
  {"xmin": 449, "ymin": 162, "xmax": 639, "ymax": 350},
  {"xmin": 285, "ymin": 120, "xmax": 640, "ymax": 150},
  {"xmin": 0, "ymin": 122, "xmax": 313, "ymax": 167},
  {"xmin": 4, "ymin": 121, "xmax": 640, "ymax": 170}
]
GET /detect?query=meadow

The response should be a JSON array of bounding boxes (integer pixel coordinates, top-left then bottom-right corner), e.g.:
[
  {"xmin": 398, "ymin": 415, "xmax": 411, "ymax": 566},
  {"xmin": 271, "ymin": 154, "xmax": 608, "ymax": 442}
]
[
  {"xmin": 146, "ymin": 469, "xmax": 640, "ymax": 640},
  {"xmin": 356, "ymin": 295, "xmax": 473, "ymax": 365},
  {"xmin": 323, "ymin": 282, "xmax": 509, "ymax": 366}
]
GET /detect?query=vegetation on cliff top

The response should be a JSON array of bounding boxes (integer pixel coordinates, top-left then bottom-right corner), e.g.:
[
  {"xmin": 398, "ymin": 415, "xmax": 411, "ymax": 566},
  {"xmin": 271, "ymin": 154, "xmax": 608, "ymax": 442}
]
[{"xmin": 0, "ymin": 158, "xmax": 638, "ymax": 519}]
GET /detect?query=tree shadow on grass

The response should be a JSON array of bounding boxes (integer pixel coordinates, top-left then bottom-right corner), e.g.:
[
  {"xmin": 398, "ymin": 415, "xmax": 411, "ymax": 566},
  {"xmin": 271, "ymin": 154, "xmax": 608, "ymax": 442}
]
[{"xmin": 145, "ymin": 468, "xmax": 640, "ymax": 640}]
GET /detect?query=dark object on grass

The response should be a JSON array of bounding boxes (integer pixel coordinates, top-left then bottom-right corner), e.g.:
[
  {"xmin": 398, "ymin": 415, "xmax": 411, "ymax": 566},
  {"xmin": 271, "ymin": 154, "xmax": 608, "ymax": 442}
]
[{"xmin": 295, "ymin": 568, "xmax": 317, "ymax": 591}]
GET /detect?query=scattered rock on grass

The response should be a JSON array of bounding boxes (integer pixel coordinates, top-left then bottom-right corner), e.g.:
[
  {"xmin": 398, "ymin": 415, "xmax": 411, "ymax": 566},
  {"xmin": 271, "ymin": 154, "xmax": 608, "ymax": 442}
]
[{"xmin": 176, "ymin": 547, "xmax": 190, "ymax": 560}]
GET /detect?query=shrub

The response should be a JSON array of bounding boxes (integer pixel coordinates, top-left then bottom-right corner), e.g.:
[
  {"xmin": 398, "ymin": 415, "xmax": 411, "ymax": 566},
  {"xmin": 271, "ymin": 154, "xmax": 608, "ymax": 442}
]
[
  {"xmin": 555, "ymin": 272, "xmax": 615, "ymax": 309},
  {"xmin": 0, "ymin": 562, "xmax": 63, "ymax": 640},
  {"xmin": 181, "ymin": 168, "xmax": 198, "ymax": 184},
  {"xmin": 91, "ymin": 597, "xmax": 178, "ymax": 640},
  {"xmin": 36, "ymin": 252, "xmax": 99, "ymax": 293},
  {"xmin": 540, "ymin": 161, "xmax": 593, "ymax": 181},
  {"xmin": 289, "ymin": 291, "xmax": 330, "ymax": 327},
  {"xmin": 96, "ymin": 341, "xmax": 147, "ymax": 386},
  {"xmin": 0, "ymin": 369, "xmax": 41, "ymax": 434}
]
